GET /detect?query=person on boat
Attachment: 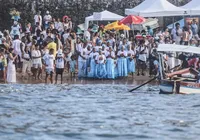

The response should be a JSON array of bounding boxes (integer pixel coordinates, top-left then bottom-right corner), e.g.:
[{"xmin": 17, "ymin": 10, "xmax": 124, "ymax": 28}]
[
  {"xmin": 188, "ymin": 56, "xmax": 199, "ymax": 69},
  {"xmin": 117, "ymin": 46, "xmax": 128, "ymax": 77},
  {"xmin": 178, "ymin": 53, "xmax": 189, "ymax": 69},
  {"xmin": 137, "ymin": 40, "xmax": 147, "ymax": 76},
  {"xmin": 106, "ymin": 46, "xmax": 115, "ymax": 79},
  {"xmin": 127, "ymin": 45, "xmax": 136, "ymax": 77},
  {"xmin": 95, "ymin": 49, "xmax": 107, "ymax": 79}
]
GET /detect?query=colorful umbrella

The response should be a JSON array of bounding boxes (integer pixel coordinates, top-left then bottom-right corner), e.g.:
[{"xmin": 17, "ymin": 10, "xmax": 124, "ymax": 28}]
[
  {"xmin": 104, "ymin": 21, "xmax": 130, "ymax": 31},
  {"xmin": 119, "ymin": 15, "xmax": 146, "ymax": 25},
  {"xmin": 104, "ymin": 21, "xmax": 119, "ymax": 30}
]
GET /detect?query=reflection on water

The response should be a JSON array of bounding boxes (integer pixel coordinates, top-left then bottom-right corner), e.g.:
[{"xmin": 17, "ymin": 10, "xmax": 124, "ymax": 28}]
[{"xmin": 0, "ymin": 84, "xmax": 199, "ymax": 140}]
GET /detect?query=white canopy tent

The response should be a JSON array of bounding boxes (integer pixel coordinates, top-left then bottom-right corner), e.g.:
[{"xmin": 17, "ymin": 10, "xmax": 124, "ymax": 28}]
[
  {"xmin": 181, "ymin": 0, "xmax": 200, "ymax": 16},
  {"xmin": 84, "ymin": 10, "xmax": 124, "ymax": 31},
  {"xmin": 125, "ymin": 0, "xmax": 188, "ymax": 17}
]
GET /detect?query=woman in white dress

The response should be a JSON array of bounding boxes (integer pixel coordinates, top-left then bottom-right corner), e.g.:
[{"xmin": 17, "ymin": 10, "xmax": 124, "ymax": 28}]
[{"xmin": 7, "ymin": 48, "xmax": 17, "ymax": 83}]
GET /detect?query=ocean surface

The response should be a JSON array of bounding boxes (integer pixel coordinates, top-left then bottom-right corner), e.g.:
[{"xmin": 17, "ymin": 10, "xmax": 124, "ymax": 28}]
[{"xmin": 0, "ymin": 84, "xmax": 200, "ymax": 140}]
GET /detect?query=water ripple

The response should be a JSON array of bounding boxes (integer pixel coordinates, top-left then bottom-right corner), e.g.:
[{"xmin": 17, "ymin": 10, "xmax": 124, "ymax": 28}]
[{"xmin": 0, "ymin": 84, "xmax": 199, "ymax": 140}]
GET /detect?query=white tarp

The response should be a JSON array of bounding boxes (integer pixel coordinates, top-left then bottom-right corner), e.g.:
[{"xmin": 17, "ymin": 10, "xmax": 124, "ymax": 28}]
[
  {"xmin": 181, "ymin": 0, "xmax": 200, "ymax": 16},
  {"xmin": 84, "ymin": 10, "xmax": 124, "ymax": 31},
  {"xmin": 125, "ymin": 0, "xmax": 188, "ymax": 17},
  {"xmin": 158, "ymin": 44, "xmax": 200, "ymax": 54}
]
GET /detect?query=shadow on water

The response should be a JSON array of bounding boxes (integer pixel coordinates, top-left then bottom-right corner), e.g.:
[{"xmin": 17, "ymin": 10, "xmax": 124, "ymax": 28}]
[{"xmin": 0, "ymin": 84, "xmax": 199, "ymax": 140}]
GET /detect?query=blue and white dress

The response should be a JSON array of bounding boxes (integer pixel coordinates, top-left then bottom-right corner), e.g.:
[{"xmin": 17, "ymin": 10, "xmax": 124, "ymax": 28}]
[
  {"xmin": 117, "ymin": 50, "xmax": 128, "ymax": 77},
  {"xmin": 127, "ymin": 50, "xmax": 136, "ymax": 73},
  {"xmin": 106, "ymin": 51, "xmax": 115, "ymax": 79},
  {"xmin": 95, "ymin": 54, "xmax": 107, "ymax": 79},
  {"xmin": 88, "ymin": 52, "xmax": 98, "ymax": 78}
]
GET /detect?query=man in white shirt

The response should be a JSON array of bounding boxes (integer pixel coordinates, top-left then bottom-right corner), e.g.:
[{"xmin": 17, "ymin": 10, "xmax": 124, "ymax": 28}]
[
  {"xmin": 171, "ymin": 23, "xmax": 182, "ymax": 45},
  {"xmin": 43, "ymin": 11, "xmax": 52, "ymax": 30},
  {"xmin": 32, "ymin": 45, "xmax": 42, "ymax": 80},
  {"xmin": 12, "ymin": 35, "xmax": 22, "ymax": 70},
  {"xmin": 137, "ymin": 40, "xmax": 147, "ymax": 76},
  {"xmin": 43, "ymin": 48, "xmax": 55, "ymax": 84},
  {"xmin": 55, "ymin": 49, "xmax": 65, "ymax": 84},
  {"xmin": 34, "ymin": 11, "xmax": 42, "ymax": 27}
]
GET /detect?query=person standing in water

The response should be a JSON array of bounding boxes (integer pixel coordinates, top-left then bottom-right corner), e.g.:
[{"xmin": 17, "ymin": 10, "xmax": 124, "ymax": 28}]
[
  {"xmin": 105, "ymin": 46, "xmax": 115, "ymax": 79},
  {"xmin": 117, "ymin": 46, "xmax": 128, "ymax": 77},
  {"xmin": 32, "ymin": 44, "xmax": 42, "ymax": 80},
  {"xmin": 43, "ymin": 48, "xmax": 55, "ymax": 84},
  {"xmin": 55, "ymin": 49, "xmax": 65, "ymax": 84},
  {"xmin": 127, "ymin": 45, "xmax": 136, "ymax": 77},
  {"xmin": 95, "ymin": 49, "xmax": 107, "ymax": 79},
  {"xmin": 0, "ymin": 49, "xmax": 6, "ymax": 83},
  {"xmin": 7, "ymin": 48, "xmax": 17, "ymax": 83}
]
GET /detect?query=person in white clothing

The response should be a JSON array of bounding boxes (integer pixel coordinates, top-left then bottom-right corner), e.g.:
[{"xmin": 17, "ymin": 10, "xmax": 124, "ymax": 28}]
[
  {"xmin": 7, "ymin": 48, "xmax": 17, "ymax": 83},
  {"xmin": 55, "ymin": 18, "xmax": 63, "ymax": 33},
  {"xmin": 55, "ymin": 49, "xmax": 65, "ymax": 84},
  {"xmin": 22, "ymin": 46, "xmax": 31, "ymax": 79},
  {"xmin": 43, "ymin": 11, "xmax": 52, "ymax": 30},
  {"xmin": 137, "ymin": 40, "xmax": 147, "ymax": 76},
  {"xmin": 43, "ymin": 48, "xmax": 55, "ymax": 84},
  {"xmin": 32, "ymin": 44, "xmax": 42, "ymax": 80},
  {"xmin": 171, "ymin": 23, "xmax": 182, "ymax": 45},
  {"xmin": 34, "ymin": 11, "xmax": 42, "ymax": 27},
  {"xmin": 12, "ymin": 35, "xmax": 22, "ymax": 70}
]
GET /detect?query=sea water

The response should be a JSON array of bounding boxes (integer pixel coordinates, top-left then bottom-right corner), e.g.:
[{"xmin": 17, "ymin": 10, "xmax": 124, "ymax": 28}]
[{"xmin": 0, "ymin": 84, "xmax": 199, "ymax": 140}]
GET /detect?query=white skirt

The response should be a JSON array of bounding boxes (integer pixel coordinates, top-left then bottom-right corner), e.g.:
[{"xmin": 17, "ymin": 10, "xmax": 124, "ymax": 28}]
[{"xmin": 7, "ymin": 62, "xmax": 16, "ymax": 83}]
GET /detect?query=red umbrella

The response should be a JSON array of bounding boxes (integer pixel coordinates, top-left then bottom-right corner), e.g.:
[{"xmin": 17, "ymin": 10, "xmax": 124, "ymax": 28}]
[{"xmin": 119, "ymin": 15, "xmax": 146, "ymax": 25}]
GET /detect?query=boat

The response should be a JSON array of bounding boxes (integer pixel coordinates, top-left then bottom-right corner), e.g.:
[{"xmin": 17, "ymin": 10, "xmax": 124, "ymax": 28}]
[{"xmin": 157, "ymin": 44, "xmax": 200, "ymax": 94}]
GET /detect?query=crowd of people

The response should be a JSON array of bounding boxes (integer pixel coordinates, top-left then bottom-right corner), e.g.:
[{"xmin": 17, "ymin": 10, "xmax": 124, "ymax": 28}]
[{"xmin": 0, "ymin": 10, "xmax": 200, "ymax": 84}]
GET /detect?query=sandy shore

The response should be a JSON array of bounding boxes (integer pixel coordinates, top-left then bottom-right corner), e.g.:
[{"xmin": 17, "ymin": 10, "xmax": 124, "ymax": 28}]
[
  {"xmin": 0, "ymin": 71, "xmax": 158, "ymax": 86},
  {"xmin": 12, "ymin": 71, "xmax": 158, "ymax": 86}
]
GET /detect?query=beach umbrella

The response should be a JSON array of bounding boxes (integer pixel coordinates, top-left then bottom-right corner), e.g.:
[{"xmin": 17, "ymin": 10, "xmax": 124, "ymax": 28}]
[
  {"xmin": 119, "ymin": 15, "xmax": 146, "ymax": 25},
  {"xmin": 104, "ymin": 21, "xmax": 119, "ymax": 30},
  {"xmin": 115, "ymin": 25, "xmax": 130, "ymax": 31},
  {"xmin": 104, "ymin": 21, "xmax": 130, "ymax": 31}
]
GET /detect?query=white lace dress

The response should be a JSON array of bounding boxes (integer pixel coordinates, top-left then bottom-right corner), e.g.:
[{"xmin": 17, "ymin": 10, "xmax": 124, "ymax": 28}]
[{"xmin": 7, "ymin": 57, "xmax": 16, "ymax": 83}]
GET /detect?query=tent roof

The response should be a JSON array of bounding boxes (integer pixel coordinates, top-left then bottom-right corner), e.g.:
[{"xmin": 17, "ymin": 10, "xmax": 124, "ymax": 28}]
[
  {"xmin": 86, "ymin": 10, "xmax": 124, "ymax": 21},
  {"xmin": 181, "ymin": 0, "xmax": 199, "ymax": 9},
  {"xmin": 181, "ymin": 0, "xmax": 200, "ymax": 15},
  {"xmin": 158, "ymin": 44, "xmax": 200, "ymax": 54},
  {"xmin": 125, "ymin": 0, "xmax": 188, "ymax": 17}
]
